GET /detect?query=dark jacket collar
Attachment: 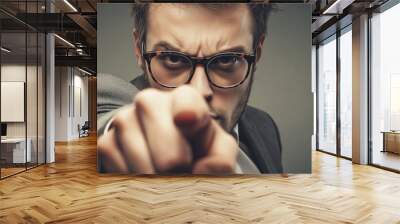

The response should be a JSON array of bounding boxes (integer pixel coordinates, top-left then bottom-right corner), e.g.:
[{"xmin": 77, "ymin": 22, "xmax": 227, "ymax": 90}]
[
  {"xmin": 238, "ymin": 107, "xmax": 283, "ymax": 173},
  {"xmin": 130, "ymin": 74, "xmax": 150, "ymax": 90}
]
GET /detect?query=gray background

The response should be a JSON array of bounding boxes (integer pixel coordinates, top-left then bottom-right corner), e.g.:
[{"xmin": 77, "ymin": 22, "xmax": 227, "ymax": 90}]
[{"xmin": 98, "ymin": 3, "xmax": 312, "ymax": 173}]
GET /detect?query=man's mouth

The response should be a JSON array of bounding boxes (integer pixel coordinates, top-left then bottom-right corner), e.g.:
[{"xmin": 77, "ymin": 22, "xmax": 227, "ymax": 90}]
[
  {"xmin": 209, "ymin": 112, "xmax": 228, "ymax": 131},
  {"xmin": 210, "ymin": 113, "xmax": 222, "ymax": 122}
]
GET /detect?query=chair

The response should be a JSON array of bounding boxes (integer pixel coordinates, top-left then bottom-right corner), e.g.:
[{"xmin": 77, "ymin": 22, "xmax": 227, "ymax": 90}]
[{"xmin": 79, "ymin": 121, "xmax": 90, "ymax": 138}]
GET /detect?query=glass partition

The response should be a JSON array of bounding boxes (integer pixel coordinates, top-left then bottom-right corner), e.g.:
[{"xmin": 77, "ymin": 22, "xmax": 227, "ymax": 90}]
[
  {"xmin": 1, "ymin": 30, "xmax": 28, "ymax": 177},
  {"xmin": 27, "ymin": 30, "xmax": 38, "ymax": 169},
  {"xmin": 38, "ymin": 32, "xmax": 45, "ymax": 165},
  {"xmin": 317, "ymin": 35, "xmax": 337, "ymax": 155},
  {"xmin": 0, "ymin": 1, "xmax": 46, "ymax": 179}
]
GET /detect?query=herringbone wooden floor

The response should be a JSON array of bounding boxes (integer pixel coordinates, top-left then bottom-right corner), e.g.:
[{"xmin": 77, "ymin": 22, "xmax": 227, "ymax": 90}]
[{"xmin": 0, "ymin": 135, "xmax": 399, "ymax": 223}]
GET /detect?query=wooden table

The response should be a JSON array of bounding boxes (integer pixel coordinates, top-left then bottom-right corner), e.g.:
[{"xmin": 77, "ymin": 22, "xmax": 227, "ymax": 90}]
[{"xmin": 382, "ymin": 131, "xmax": 400, "ymax": 154}]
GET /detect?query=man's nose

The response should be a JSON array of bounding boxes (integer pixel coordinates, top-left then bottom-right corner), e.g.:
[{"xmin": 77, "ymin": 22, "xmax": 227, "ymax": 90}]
[{"xmin": 189, "ymin": 65, "xmax": 213, "ymax": 103}]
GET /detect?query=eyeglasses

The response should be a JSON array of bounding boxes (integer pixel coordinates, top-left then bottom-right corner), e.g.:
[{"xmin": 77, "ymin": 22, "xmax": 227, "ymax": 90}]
[{"xmin": 142, "ymin": 49, "xmax": 256, "ymax": 88}]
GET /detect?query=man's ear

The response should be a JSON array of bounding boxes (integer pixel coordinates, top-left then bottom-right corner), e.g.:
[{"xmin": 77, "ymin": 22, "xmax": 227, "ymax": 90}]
[
  {"xmin": 133, "ymin": 30, "xmax": 144, "ymax": 69},
  {"xmin": 255, "ymin": 34, "xmax": 265, "ymax": 63}
]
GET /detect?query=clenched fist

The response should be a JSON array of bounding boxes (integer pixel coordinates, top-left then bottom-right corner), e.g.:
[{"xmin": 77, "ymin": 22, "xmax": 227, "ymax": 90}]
[{"xmin": 98, "ymin": 85, "xmax": 238, "ymax": 174}]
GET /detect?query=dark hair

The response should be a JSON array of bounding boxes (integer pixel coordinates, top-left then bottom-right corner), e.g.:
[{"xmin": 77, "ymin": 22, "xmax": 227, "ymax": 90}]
[{"xmin": 132, "ymin": 2, "xmax": 272, "ymax": 49}]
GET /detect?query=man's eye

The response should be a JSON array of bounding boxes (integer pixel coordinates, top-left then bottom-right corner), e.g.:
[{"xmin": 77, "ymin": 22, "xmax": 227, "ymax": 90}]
[
  {"xmin": 160, "ymin": 54, "xmax": 186, "ymax": 66},
  {"xmin": 215, "ymin": 56, "xmax": 239, "ymax": 66}
]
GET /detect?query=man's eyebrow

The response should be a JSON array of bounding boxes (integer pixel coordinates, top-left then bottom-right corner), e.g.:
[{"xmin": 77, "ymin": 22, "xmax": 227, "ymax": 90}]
[
  {"xmin": 151, "ymin": 42, "xmax": 250, "ymax": 55},
  {"xmin": 151, "ymin": 41, "xmax": 181, "ymax": 52},
  {"xmin": 218, "ymin": 46, "xmax": 248, "ymax": 54}
]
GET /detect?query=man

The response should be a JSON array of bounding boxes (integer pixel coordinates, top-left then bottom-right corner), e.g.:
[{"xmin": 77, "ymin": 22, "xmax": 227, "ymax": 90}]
[{"xmin": 97, "ymin": 2, "xmax": 283, "ymax": 174}]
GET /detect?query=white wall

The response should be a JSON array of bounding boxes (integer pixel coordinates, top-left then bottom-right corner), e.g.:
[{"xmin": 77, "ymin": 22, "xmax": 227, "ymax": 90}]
[
  {"xmin": 71, "ymin": 72, "xmax": 89, "ymax": 138},
  {"xmin": 1, "ymin": 65, "xmax": 27, "ymax": 141},
  {"xmin": 1, "ymin": 65, "xmax": 36, "ymax": 138},
  {"xmin": 55, "ymin": 66, "xmax": 69, "ymax": 141},
  {"xmin": 55, "ymin": 67, "xmax": 89, "ymax": 141}
]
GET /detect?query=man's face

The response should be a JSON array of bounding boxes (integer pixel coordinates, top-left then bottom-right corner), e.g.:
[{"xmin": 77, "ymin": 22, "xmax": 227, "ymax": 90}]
[{"xmin": 135, "ymin": 3, "xmax": 261, "ymax": 132}]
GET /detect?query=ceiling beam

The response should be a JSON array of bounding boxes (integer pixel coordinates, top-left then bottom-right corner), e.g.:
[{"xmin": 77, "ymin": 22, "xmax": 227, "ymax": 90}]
[
  {"xmin": 67, "ymin": 13, "xmax": 97, "ymax": 45},
  {"xmin": 322, "ymin": 0, "xmax": 356, "ymax": 14},
  {"xmin": 55, "ymin": 55, "xmax": 96, "ymax": 71}
]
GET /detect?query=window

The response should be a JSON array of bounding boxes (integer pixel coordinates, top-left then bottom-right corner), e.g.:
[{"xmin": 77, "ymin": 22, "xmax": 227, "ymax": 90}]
[
  {"xmin": 339, "ymin": 27, "xmax": 352, "ymax": 158},
  {"xmin": 370, "ymin": 2, "xmax": 400, "ymax": 171},
  {"xmin": 316, "ymin": 24, "xmax": 353, "ymax": 159},
  {"xmin": 317, "ymin": 35, "xmax": 337, "ymax": 154}
]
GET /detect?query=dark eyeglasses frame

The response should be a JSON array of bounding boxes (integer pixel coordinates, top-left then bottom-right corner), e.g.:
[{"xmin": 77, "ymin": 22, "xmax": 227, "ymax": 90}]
[{"xmin": 141, "ymin": 46, "xmax": 256, "ymax": 89}]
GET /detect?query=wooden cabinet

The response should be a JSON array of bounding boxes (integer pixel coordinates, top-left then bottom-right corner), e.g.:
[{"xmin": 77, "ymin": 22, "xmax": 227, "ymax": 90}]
[{"xmin": 382, "ymin": 132, "xmax": 400, "ymax": 154}]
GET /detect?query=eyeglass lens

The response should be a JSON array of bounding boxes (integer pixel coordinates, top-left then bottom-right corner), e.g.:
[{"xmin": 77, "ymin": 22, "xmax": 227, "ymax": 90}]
[{"xmin": 149, "ymin": 52, "xmax": 249, "ymax": 87}]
